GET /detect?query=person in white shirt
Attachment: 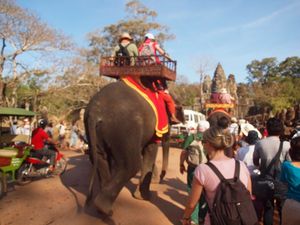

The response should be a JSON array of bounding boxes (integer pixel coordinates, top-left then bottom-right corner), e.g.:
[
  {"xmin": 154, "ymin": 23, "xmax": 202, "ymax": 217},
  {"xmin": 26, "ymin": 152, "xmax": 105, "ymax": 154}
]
[
  {"xmin": 15, "ymin": 120, "xmax": 25, "ymax": 135},
  {"xmin": 23, "ymin": 118, "xmax": 32, "ymax": 136},
  {"xmin": 235, "ymin": 130, "xmax": 260, "ymax": 175},
  {"xmin": 56, "ymin": 120, "xmax": 66, "ymax": 148}
]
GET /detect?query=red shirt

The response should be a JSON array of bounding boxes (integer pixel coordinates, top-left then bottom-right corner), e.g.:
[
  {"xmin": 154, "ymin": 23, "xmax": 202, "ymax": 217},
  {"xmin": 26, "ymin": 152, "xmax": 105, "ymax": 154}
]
[{"xmin": 31, "ymin": 127, "xmax": 49, "ymax": 150}]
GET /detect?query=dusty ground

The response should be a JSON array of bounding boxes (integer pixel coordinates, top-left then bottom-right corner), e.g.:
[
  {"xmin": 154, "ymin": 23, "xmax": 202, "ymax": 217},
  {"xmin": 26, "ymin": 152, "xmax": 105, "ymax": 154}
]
[{"xmin": 0, "ymin": 147, "xmax": 188, "ymax": 225}]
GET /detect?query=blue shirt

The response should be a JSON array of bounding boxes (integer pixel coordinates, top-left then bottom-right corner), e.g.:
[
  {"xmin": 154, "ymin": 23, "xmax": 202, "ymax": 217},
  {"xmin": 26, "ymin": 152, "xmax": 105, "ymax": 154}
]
[{"xmin": 281, "ymin": 161, "xmax": 300, "ymax": 202}]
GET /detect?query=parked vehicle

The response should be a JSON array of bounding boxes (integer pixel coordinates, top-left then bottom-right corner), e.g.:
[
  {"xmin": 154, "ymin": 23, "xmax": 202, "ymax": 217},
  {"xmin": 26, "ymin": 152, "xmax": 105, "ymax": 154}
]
[
  {"xmin": 169, "ymin": 109, "xmax": 207, "ymax": 147},
  {"xmin": 171, "ymin": 109, "xmax": 206, "ymax": 136},
  {"xmin": 0, "ymin": 135, "xmax": 31, "ymax": 198},
  {"xmin": 0, "ymin": 107, "xmax": 36, "ymax": 199}
]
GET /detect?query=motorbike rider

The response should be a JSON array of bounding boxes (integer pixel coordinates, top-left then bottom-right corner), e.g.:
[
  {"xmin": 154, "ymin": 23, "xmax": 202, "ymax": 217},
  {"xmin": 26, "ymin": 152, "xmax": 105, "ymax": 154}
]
[{"xmin": 31, "ymin": 119, "xmax": 57, "ymax": 172}]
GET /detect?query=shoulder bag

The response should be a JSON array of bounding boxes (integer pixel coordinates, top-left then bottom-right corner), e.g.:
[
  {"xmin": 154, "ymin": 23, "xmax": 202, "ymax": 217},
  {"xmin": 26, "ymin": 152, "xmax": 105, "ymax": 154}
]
[{"xmin": 252, "ymin": 141, "xmax": 287, "ymax": 201}]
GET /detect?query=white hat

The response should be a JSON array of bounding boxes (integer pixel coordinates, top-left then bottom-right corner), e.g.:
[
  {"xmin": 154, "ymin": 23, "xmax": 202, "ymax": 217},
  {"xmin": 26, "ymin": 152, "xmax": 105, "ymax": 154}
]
[
  {"xmin": 231, "ymin": 117, "xmax": 237, "ymax": 123},
  {"xmin": 238, "ymin": 119, "xmax": 246, "ymax": 125},
  {"xmin": 145, "ymin": 33, "xmax": 155, "ymax": 40},
  {"xmin": 198, "ymin": 120, "xmax": 210, "ymax": 132},
  {"xmin": 240, "ymin": 123, "xmax": 262, "ymax": 139}
]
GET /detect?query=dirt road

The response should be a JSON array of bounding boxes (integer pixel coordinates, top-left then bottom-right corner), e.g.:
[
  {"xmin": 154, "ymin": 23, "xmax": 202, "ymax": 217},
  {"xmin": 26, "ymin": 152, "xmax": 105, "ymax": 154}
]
[{"xmin": 0, "ymin": 147, "xmax": 188, "ymax": 225}]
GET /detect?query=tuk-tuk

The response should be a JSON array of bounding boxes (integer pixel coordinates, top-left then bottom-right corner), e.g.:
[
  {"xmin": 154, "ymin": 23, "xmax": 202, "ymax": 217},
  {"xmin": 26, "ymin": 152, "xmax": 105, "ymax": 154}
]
[{"xmin": 0, "ymin": 107, "xmax": 35, "ymax": 199}]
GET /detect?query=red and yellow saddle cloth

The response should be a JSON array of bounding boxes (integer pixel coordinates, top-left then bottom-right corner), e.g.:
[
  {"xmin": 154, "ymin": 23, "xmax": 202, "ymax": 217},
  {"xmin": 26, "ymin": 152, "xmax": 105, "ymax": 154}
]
[{"xmin": 122, "ymin": 76, "xmax": 169, "ymax": 138}]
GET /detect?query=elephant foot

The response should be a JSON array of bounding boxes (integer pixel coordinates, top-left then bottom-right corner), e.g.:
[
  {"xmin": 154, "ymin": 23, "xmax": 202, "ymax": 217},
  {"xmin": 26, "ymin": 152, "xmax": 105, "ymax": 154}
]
[
  {"xmin": 133, "ymin": 187, "xmax": 151, "ymax": 201},
  {"xmin": 159, "ymin": 170, "xmax": 166, "ymax": 183},
  {"xmin": 94, "ymin": 193, "xmax": 113, "ymax": 216}
]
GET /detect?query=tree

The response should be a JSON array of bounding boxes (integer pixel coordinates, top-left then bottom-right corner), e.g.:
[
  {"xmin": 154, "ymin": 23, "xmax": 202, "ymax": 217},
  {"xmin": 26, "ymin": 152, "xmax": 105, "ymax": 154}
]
[
  {"xmin": 0, "ymin": 0, "xmax": 72, "ymax": 106},
  {"xmin": 169, "ymin": 81, "xmax": 201, "ymax": 108},
  {"xmin": 246, "ymin": 57, "xmax": 278, "ymax": 84},
  {"xmin": 245, "ymin": 57, "xmax": 300, "ymax": 114},
  {"xmin": 86, "ymin": 0, "xmax": 174, "ymax": 64},
  {"xmin": 39, "ymin": 49, "xmax": 110, "ymax": 117},
  {"xmin": 278, "ymin": 56, "xmax": 300, "ymax": 78}
]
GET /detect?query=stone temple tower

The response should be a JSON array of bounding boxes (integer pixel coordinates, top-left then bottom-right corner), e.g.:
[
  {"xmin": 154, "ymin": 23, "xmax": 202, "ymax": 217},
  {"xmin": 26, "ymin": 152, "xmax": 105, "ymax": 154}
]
[
  {"xmin": 211, "ymin": 63, "xmax": 227, "ymax": 93},
  {"xmin": 227, "ymin": 74, "xmax": 238, "ymax": 103}
]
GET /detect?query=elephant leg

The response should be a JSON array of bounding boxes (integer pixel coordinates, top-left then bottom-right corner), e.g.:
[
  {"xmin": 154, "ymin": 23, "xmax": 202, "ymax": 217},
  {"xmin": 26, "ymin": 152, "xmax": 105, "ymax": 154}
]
[
  {"xmin": 151, "ymin": 163, "xmax": 160, "ymax": 184},
  {"xmin": 95, "ymin": 149, "xmax": 111, "ymax": 190},
  {"xmin": 86, "ymin": 127, "xmax": 112, "ymax": 208},
  {"xmin": 160, "ymin": 130, "xmax": 170, "ymax": 182},
  {"xmin": 94, "ymin": 147, "xmax": 141, "ymax": 215},
  {"xmin": 134, "ymin": 142, "xmax": 158, "ymax": 200}
]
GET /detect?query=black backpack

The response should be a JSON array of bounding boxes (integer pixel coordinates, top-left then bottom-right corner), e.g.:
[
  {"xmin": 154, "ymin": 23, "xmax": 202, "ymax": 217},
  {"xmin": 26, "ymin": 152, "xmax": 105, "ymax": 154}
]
[
  {"xmin": 114, "ymin": 43, "xmax": 131, "ymax": 66},
  {"xmin": 206, "ymin": 160, "xmax": 258, "ymax": 225}
]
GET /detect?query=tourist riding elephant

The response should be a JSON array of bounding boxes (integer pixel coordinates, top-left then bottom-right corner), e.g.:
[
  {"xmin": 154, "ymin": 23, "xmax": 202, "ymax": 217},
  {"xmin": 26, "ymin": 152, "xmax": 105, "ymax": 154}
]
[{"xmin": 84, "ymin": 79, "xmax": 181, "ymax": 215}]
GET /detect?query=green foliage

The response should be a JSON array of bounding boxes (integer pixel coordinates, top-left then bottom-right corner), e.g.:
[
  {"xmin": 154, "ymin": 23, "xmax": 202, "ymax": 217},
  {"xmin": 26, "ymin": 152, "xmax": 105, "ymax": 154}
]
[
  {"xmin": 246, "ymin": 57, "xmax": 278, "ymax": 83},
  {"xmin": 169, "ymin": 82, "xmax": 200, "ymax": 107},
  {"xmin": 278, "ymin": 57, "xmax": 300, "ymax": 78},
  {"xmin": 246, "ymin": 57, "xmax": 300, "ymax": 114}
]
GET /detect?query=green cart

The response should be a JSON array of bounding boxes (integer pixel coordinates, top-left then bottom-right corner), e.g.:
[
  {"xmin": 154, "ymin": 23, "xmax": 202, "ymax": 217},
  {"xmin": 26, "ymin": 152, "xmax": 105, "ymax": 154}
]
[{"xmin": 0, "ymin": 107, "xmax": 35, "ymax": 199}]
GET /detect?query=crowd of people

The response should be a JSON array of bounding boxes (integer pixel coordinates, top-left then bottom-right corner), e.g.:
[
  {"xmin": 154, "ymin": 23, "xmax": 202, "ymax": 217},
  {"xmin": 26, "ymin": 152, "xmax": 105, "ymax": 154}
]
[
  {"xmin": 180, "ymin": 115, "xmax": 300, "ymax": 225},
  {"xmin": 10, "ymin": 117, "xmax": 86, "ymax": 153}
]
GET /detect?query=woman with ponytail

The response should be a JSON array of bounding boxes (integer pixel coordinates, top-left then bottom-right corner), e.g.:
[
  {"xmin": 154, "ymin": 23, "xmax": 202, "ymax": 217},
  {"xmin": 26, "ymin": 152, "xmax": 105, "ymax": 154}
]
[{"xmin": 181, "ymin": 126, "xmax": 253, "ymax": 225}]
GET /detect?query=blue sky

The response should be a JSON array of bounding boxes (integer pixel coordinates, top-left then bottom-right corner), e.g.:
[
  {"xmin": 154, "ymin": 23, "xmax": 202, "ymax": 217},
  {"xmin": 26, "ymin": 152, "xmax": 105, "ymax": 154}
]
[{"xmin": 16, "ymin": 0, "xmax": 300, "ymax": 83}]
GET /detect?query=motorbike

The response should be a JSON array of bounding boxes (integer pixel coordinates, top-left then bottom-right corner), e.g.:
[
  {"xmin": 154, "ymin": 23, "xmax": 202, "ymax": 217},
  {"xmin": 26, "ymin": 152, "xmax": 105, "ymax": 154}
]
[{"xmin": 16, "ymin": 144, "xmax": 68, "ymax": 185}]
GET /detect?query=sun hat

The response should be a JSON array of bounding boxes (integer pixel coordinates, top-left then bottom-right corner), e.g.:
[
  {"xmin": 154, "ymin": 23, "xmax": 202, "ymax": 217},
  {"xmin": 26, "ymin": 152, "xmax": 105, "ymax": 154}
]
[
  {"xmin": 198, "ymin": 120, "xmax": 210, "ymax": 132},
  {"xmin": 119, "ymin": 32, "xmax": 132, "ymax": 41},
  {"xmin": 145, "ymin": 33, "xmax": 155, "ymax": 40},
  {"xmin": 238, "ymin": 119, "xmax": 246, "ymax": 125},
  {"xmin": 240, "ymin": 122, "xmax": 262, "ymax": 139},
  {"xmin": 231, "ymin": 117, "xmax": 237, "ymax": 123}
]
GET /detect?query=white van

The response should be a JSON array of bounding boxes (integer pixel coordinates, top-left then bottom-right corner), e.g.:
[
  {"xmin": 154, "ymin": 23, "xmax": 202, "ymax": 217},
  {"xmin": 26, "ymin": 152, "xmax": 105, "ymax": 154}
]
[{"xmin": 171, "ymin": 109, "xmax": 206, "ymax": 136}]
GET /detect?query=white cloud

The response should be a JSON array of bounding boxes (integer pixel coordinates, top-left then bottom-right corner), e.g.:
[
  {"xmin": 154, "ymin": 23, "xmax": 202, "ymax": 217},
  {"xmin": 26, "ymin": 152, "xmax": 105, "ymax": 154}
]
[
  {"xmin": 243, "ymin": 1, "xmax": 300, "ymax": 29},
  {"xmin": 205, "ymin": 1, "xmax": 300, "ymax": 37}
]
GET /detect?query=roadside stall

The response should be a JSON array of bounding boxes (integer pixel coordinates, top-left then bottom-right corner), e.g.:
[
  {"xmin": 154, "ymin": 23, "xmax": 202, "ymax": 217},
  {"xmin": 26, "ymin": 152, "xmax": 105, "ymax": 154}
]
[{"xmin": 0, "ymin": 107, "xmax": 35, "ymax": 199}]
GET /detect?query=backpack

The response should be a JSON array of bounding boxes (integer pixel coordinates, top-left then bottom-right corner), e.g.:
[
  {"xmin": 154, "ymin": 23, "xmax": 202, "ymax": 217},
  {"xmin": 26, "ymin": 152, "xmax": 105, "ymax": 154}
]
[
  {"xmin": 207, "ymin": 160, "xmax": 258, "ymax": 225},
  {"xmin": 251, "ymin": 141, "xmax": 288, "ymax": 201},
  {"xmin": 186, "ymin": 135, "xmax": 207, "ymax": 167},
  {"xmin": 114, "ymin": 43, "xmax": 131, "ymax": 66},
  {"xmin": 139, "ymin": 42, "xmax": 157, "ymax": 64}
]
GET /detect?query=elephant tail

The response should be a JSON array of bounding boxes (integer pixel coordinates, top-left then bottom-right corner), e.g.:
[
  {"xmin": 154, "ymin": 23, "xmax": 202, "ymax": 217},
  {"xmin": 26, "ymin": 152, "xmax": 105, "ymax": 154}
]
[{"xmin": 85, "ymin": 117, "xmax": 101, "ymax": 206}]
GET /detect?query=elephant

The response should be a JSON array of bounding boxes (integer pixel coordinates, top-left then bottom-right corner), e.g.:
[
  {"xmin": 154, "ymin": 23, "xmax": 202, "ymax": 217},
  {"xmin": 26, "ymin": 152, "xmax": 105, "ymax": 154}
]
[
  {"xmin": 84, "ymin": 79, "xmax": 182, "ymax": 216},
  {"xmin": 207, "ymin": 108, "xmax": 231, "ymax": 128}
]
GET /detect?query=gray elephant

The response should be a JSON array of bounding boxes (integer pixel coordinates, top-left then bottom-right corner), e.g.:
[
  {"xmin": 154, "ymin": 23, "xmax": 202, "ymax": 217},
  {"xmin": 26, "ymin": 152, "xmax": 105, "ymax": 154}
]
[{"xmin": 84, "ymin": 80, "xmax": 181, "ymax": 215}]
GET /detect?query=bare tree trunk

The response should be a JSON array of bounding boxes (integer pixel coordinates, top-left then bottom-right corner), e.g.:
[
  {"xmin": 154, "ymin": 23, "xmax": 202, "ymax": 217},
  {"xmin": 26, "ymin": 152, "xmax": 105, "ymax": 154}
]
[
  {"xmin": 0, "ymin": 38, "xmax": 6, "ymax": 106},
  {"xmin": 0, "ymin": 80, "xmax": 5, "ymax": 106}
]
